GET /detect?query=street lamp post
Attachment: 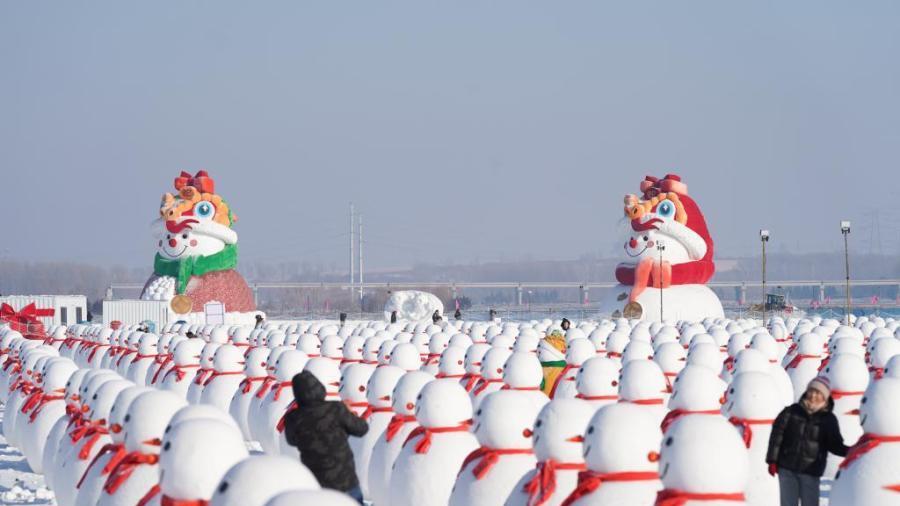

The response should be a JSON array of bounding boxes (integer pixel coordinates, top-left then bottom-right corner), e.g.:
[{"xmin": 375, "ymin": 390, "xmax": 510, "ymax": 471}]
[
  {"xmin": 657, "ymin": 241, "xmax": 666, "ymax": 322},
  {"xmin": 760, "ymin": 230, "xmax": 770, "ymax": 324},
  {"xmin": 841, "ymin": 221, "xmax": 851, "ymax": 324}
]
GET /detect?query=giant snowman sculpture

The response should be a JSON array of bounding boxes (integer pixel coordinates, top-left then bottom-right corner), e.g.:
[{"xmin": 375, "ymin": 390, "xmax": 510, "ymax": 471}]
[
  {"xmin": 600, "ymin": 174, "xmax": 723, "ymax": 321},
  {"xmin": 140, "ymin": 171, "xmax": 256, "ymax": 315}
]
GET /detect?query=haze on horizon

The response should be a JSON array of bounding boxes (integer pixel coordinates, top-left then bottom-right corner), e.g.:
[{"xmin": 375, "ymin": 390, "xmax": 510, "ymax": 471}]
[{"xmin": 2, "ymin": 2, "xmax": 899, "ymax": 272}]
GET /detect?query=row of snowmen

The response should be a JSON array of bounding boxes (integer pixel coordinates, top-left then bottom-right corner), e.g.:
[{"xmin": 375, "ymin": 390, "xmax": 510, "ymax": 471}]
[{"xmin": 2, "ymin": 312, "xmax": 900, "ymax": 506}]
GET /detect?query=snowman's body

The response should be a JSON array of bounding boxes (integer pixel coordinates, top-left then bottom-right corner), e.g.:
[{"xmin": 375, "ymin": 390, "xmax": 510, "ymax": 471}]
[
  {"xmin": 822, "ymin": 353, "xmax": 868, "ymax": 480},
  {"xmin": 199, "ymin": 345, "xmax": 245, "ymax": 413},
  {"xmin": 228, "ymin": 347, "xmax": 271, "ymax": 440}
]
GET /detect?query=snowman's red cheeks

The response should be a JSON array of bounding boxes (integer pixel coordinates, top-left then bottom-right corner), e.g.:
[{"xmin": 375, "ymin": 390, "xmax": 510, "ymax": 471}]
[{"xmin": 631, "ymin": 217, "xmax": 662, "ymax": 232}]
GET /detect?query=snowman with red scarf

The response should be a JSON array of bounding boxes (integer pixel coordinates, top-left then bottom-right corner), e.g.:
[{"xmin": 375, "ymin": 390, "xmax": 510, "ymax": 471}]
[
  {"xmin": 450, "ymin": 389, "xmax": 543, "ymax": 506},
  {"xmin": 602, "ymin": 174, "xmax": 723, "ymax": 321},
  {"xmin": 831, "ymin": 376, "xmax": 900, "ymax": 505}
]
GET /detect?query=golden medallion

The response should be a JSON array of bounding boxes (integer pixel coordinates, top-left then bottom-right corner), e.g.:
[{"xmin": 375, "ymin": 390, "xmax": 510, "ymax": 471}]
[{"xmin": 170, "ymin": 294, "xmax": 193, "ymax": 314}]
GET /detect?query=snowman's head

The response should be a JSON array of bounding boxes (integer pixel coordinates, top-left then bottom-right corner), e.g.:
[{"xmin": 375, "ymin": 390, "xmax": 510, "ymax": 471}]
[
  {"xmin": 502, "ymin": 352, "xmax": 543, "ymax": 389},
  {"xmin": 575, "ymin": 357, "xmax": 620, "ymax": 398},
  {"xmin": 532, "ymin": 399, "xmax": 595, "ymax": 463},
  {"xmin": 154, "ymin": 171, "xmax": 237, "ymax": 260},
  {"xmin": 212, "ymin": 345, "xmax": 244, "ymax": 373},
  {"xmin": 659, "ymin": 415, "xmax": 749, "ymax": 493},
  {"xmin": 724, "ymin": 371, "xmax": 782, "ymax": 420},
  {"xmin": 107, "ymin": 386, "xmax": 152, "ymax": 445},
  {"xmin": 622, "ymin": 174, "xmax": 713, "ymax": 269},
  {"xmin": 159, "ymin": 419, "xmax": 248, "ymax": 500},
  {"xmin": 414, "ymin": 379, "xmax": 472, "ymax": 428},
  {"xmin": 465, "ymin": 343, "xmax": 491, "ymax": 375},
  {"xmin": 669, "ymin": 366, "xmax": 724, "ymax": 411},
  {"xmin": 390, "ymin": 371, "xmax": 432, "ymax": 416},
  {"xmin": 366, "ymin": 366, "xmax": 405, "ymax": 408},
  {"xmin": 472, "ymin": 390, "xmax": 543, "ymax": 449},
  {"xmin": 122, "ymin": 390, "xmax": 186, "ymax": 453},
  {"xmin": 480, "ymin": 347, "xmax": 513, "ymax": 381},
  {"xmin": 89, "ymin": 380, "xmax": 132, "ymax": 426},
  {"xmin": 619, "ymin": 359, "xmax": 667, "ymax": 402},
  {"xmin": 860, "ymin": 377, "xmax": 900, "ymax": 435},
  {"xmin": 211, "ymin": 455, "xmax": 319, "ymax": 506},
  {"xmin": 390, "ymin": 342, "xmax": 421, "ymax": 371},
  {"xmin": 302, "ymin": 357, "xmax": 340, "ymax": 396},
  {"xmin": 583, "ymin": 403, "xmax": 660, "ymax": 472},
  {"xmin": 339, "ymin": 363, "xmax": 374, "ymax": 405},
  {"xmin": 437, "ymin": 345, "xmax": 467, "ymax": 377}
]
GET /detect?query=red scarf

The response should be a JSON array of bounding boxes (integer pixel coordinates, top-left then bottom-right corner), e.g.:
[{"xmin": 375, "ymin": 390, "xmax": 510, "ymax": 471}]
[
  {"xmin": 655, "ymin": 489, "xmax": 745, "ymax": 506},
  {"xmin": 192, "ymin": 368, "xmax": 212, "ymax": 385},
  {"xmin": 786, "ymin": 354, "xmax": 820, "ymax": 369},
  {"xmin": 28, "ymin": 390, "xmax": 66, "ymax": 422},
  {"xmin": 622, "ymin": 398, "xmax": 665, "ymax": 406},
  {"xmin": 103, "ymin": 451, "xmax": 160, "ymax": 494},
  {"xmin": 272, "ymin": 381, "xmax": 293, "ymax": 401},
  {"xmin": 116, "ymin": 349, "xmax": 136, "ymax": 367},
  {"xmin": 203, "ymin": 370, "xmax": 243, "ymax": 386},
  {"xmin": 661, "ymin": 409, "xmax": 722, "ymax": 434},
  {"xmin": 131, "ymin": 353, "xmax": 159, "ymax": 365},
  {"xmin": 817, "ymin": 356, "xmax": 831, "ymax": 372},
  {"xmin": 255, "ymin": 376, "xmax": 277, "ymax": 399},
  {"xmin": 88, "ymin": 345, "xmax": 109, "ymax": 365},
  {"xmin": 437, "ymin": 372, "xmax": 465, "ymax": 379},
  {"xmin": 561, "ymin": 470, "xmax": 659, "ymax": 506},
  {"xmin": 460, "ymin": 373, "xmax": 482, "ymax": 393},
  {"xmin": 473, "ymin": 378, "xmax": 504, "ymax": 397},
  {"xmin": 150, "ymin": 356, "xmax": 174, "ymax": 384},
  {"xmin": 385, "ymin": 414, "xmax": 417, "ymax": 442},
  {"xmin": 361, "ymin": 405, "xmax": 393, "ymax": 421},
  {"xmin": 502, "ymin": 385, "xmax": 543, "ymax": 392},
  {"xmin": 831, "ymin": 390, "xmax": 865, "ymax": 400},
  {"xmin": 403, "ymin": 419, "xmax": 473, "ymax": 454},
  {"xmin": 839, "ymin": 433, "xmax": 900, "ymax": 470},
  {"xmin": 76, "ymin": 421, "xmax": 110, "ymax": 460},
  {"xmin": 136, "ymin": 484, "xmax": 161, "ymax": 506},
  {"xmin": 460, "ymin": 446, "xmax": 534, "ymax": 480},
  {"xmin": 575, "ymin": 393, "xmax": 618, "ymax": 402},
  {"xmin": 728, "ymin": 416, "xmax": 774, "ymax": 448},
  {"xmin": 77, "ymin": 442, "xmax": 127, "ymax": 489},
  {"xmin": 239, "ymin": 375, "xmax": 268, "ymax": 394},
  {"xmin": 163, "ymin": 364, "xmax": 199, "ymax": 383},
  {"xmin": 522, "ymin": 460, "xmax": 586, "ymax": 506},
  {"xmin": 276, "ymin": 400, "xmax": 299, "ymax": 433},
  {"xmin": 162, "ymin": 495, "xmax": 208, "ymax": 506}
]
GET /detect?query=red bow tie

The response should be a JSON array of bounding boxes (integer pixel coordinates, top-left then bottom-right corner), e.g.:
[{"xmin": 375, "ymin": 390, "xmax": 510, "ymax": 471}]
[
  {"xmin": 522, "ymin": 460, "xmax": 585, "ymax": 506},
  {"xmin": 403, "ymin": 420, "xmax": 473, "ymax": 454},
  {"xmin": 460, "ymin": 446, "xmax": 534, "ymax": 480},
  {"xmin": 385, "ymin": 414, "xmax": 417, "ymax": 443}
]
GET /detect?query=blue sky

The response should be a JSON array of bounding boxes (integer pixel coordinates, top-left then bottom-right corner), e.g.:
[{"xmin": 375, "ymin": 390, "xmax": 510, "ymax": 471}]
[{"xmin": 2, "ymin": 1, "xmax": 898, "ymax": 269}]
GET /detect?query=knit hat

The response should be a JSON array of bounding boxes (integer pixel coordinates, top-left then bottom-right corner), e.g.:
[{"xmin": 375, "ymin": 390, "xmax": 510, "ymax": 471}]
[{"xmin": 807, "ymin": 376, "xmax": 831, "ymax": 398}]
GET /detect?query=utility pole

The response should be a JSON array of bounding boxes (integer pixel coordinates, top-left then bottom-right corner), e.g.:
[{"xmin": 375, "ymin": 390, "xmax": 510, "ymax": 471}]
[
  {"xmin": 760, "ymin": 229, "xmax": 770, "ymax": 325},
  {"xmin": 349, "ymin": 203, "xmax": 355, "ymax": 288},
  {"xmin": 657, "ymin": 241, "xmax": 666, "ymax": 322},
  {"xmin": 358, "ymin": 213, "xmax": 364, "ymax": 307}
]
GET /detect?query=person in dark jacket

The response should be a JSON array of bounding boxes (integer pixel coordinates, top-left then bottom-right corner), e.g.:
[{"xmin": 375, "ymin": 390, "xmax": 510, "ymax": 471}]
[
  {"xmin": 766, "ymin": 376, "xmax": 849, "ymax": 506},
  {"xmin": 283, "ymin": 371, "xmax": 369, "ymax": 503}
]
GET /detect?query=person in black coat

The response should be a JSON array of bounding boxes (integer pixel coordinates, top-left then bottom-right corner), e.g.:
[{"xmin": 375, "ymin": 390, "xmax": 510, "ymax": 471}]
[
  {"xmin": 283, "ymin": 371, "xmax": 369, "ymax": 503},
  {"xmin": 766, "ymin": 376, "xmax": 849, "ymax": 506}
]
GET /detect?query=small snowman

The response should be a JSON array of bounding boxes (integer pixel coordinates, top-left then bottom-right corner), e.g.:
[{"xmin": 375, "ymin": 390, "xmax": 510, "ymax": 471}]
[
  {"xmin": 450, "ymin": 390, "xmax": 543, "ymax": 506},
  {"xmin": 656, "ymin": 415, "xmax": 749, "ymax": 505},
  {"xmin": 560, "ymin": 402, "xmax": 661, "ymax": 505},
  {"xmin": 209, "ymin": 455, "xmax": 320, "ymax": 506},
  {"xmin": 389, "ymin": 380, "xmax": 479, "ymax": 506},
  {"xmin": 199, "ymin": 344, "xmax": 246, "ymax": 413},
  {"xmin": 367, "ymin": 371, "xmax": 433, "ymax": 506},
  {"xmin": 574, "ymin": 356, "xmax": 620, "ymax": 409},
  {"xmin": 505, "ymin": 398, "xmax": 595, "ymax": 506},
  {"xmin": 831, "ymin": 376, "xmax": 900, "ymax": 505}
]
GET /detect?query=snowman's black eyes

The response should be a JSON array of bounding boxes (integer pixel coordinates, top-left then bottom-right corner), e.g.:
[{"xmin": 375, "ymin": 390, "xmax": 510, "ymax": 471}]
[
  {"xmin": 476, "ymin": 409, "xmax": 482, "ymax": 416},
  {"xmin": 729, "ymin": 388, "xmax": 734, "ymax": 394},
  {"xmin": 861, "ymin": 397, "xmax": 867, "ymax": 404},
  {"xmin": 165, "ymin": 425, "xmax": 171, "ymax": 433},
  {"xmin": 124, "ymin": 414, "xmax": 131, "ymax": 423},
  {"xmin": 218, "ymin": 481, "xmax": 229, "ymax": 493},
  {"xmin": 536, "ymin": 420, "xmax": 542, "ymax": 428},
  {"xmin": 588, "ymin": 426, "xmax": 594, "ymax": 434},
  {"xmin": 665, "ymin": 437, "xmax": 673, "ymax": 446},
  {"xmin": 163, "ymin": 441, "xmax": 171, "ymax": 451},
  {"xmin": 93, "ymin": 394, "xmax": 98, "ymax": 400}
]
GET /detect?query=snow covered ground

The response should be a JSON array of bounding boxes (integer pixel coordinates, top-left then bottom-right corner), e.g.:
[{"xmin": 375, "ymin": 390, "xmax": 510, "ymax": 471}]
[{"xmin": 0, "ymin": 408, "xmax": 55, "ymax": 505}]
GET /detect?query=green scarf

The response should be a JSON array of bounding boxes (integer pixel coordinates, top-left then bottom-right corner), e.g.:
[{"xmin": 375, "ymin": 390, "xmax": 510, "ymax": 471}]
[{"xmin": 153, "ymin": 243, "xmax": 238, "ymax": 294}]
